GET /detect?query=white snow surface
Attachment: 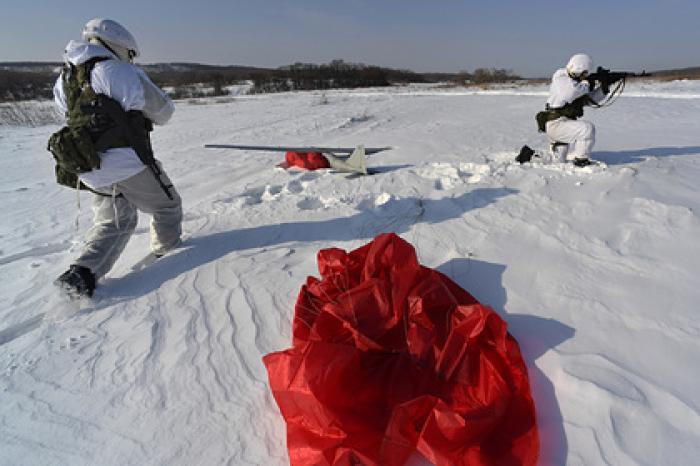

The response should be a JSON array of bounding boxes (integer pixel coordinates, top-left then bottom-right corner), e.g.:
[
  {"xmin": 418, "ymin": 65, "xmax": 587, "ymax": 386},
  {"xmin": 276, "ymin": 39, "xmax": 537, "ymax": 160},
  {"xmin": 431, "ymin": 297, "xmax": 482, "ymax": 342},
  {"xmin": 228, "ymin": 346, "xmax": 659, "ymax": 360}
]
[{"xmin": 1, "ymin": 83, "xmax": 700, "ymax": 466}]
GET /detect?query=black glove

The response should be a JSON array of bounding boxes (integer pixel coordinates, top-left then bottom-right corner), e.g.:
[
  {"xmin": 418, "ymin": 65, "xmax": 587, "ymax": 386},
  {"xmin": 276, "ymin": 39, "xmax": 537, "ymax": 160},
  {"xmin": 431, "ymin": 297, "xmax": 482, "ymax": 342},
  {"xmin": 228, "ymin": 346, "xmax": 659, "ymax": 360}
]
[
  {"xmin": 585, "ymin": 76, "xmax": 598, "ymax": 90},
  {"xmin": 587, "ymin": 73, "xmax": 610, "ymax": 94}
]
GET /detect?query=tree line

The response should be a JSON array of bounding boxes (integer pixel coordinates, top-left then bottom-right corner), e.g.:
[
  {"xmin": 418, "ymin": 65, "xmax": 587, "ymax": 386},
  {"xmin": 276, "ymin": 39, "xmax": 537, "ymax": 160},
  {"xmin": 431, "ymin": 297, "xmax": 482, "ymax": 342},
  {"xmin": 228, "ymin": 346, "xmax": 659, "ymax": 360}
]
[
  {"xmin": 0, "ymin": 69, "xmax": 56, "ymax": 102},
  {"xmin": 0, "ymin": 62, "xmax": 523, "ymax": 103},
  {"xmin": 4, "ymin": 61, "xmax": 695, "ymax": 103},
  {"xmin": 249, "ymin": 60, "xmax": 424, "ymax": 94},
  {"xmin": 453, "ymin": 68, "xmax": 521, "ymax": 85},
  {"xmin": 0, "ymin": 61, "xmax": 427, "ymax": 102}
]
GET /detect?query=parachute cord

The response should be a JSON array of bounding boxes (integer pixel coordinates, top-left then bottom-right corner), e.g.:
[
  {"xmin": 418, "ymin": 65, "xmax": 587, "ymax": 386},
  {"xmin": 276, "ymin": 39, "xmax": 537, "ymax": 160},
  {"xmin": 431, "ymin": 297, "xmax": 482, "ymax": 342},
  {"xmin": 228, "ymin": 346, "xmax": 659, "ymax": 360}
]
[
  {"xmin": 112, "ymin": 185, "xmax": 120, "ymax": 230},
  {"xmin": 590, "ymin": 78, "xmax": 626, "ymax": 109},
  {"xmin": 602, "ymin": 78, "xmax": 625, "ymax": 106},
  {"xmin": 75, "ymin": 178, "xmax": 81, "ymax": 230}
]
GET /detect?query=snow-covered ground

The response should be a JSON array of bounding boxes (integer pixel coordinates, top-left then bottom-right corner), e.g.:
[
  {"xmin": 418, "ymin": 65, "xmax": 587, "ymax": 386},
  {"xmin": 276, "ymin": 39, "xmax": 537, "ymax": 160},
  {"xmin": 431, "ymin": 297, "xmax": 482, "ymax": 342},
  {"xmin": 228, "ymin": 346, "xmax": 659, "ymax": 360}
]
[{"xmin": 1, "ymin": 82, "xmax": 699, "ymax": 465}]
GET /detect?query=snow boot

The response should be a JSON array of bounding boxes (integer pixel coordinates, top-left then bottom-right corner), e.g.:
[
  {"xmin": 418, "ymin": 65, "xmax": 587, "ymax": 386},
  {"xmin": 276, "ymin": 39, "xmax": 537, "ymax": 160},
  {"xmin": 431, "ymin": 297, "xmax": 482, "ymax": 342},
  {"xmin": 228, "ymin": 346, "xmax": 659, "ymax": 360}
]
[
  {"xmin": 550, "ymin": 142, "xmax": 569, "ymax": 162},
  {"xmin": 54, "ymin": 265, "xmax": 96, "ymax": 297},
  {"xmin": 573, "ymin": 157, "xmax": 594, "ymax": 167}
]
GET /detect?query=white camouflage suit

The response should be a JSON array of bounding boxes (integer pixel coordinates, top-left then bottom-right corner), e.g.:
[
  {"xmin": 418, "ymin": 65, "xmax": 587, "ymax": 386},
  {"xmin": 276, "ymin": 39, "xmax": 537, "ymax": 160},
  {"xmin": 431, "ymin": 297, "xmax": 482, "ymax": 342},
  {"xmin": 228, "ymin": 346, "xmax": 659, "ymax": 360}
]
[
  {"xmin": 545, "ymin": 68, "xmax": 606, "ymax": 161},
  {"xmin": 54, "ymin": 40, "xmax": 182, "ymax": 279}
]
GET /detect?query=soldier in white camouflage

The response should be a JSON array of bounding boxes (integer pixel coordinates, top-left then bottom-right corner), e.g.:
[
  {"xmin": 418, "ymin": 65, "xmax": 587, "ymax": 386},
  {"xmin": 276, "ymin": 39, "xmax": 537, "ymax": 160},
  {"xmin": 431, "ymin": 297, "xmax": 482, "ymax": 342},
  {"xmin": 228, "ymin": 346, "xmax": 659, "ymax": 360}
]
[{"xmin": 51, "ymin": 18, "xmax": 182, "ymax": 297}]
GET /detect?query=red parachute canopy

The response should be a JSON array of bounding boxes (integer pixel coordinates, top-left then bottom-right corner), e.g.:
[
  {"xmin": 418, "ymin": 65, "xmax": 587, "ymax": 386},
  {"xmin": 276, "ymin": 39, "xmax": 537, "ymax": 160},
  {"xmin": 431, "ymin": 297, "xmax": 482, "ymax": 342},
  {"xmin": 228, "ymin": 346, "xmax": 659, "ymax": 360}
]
[
  {"xmin": 285, "ymin": 151, "xmax": 331, "ymax": 170},
  {"xmin": 263, "ymin": 233, "xmax": 539, "ymax": 466}
]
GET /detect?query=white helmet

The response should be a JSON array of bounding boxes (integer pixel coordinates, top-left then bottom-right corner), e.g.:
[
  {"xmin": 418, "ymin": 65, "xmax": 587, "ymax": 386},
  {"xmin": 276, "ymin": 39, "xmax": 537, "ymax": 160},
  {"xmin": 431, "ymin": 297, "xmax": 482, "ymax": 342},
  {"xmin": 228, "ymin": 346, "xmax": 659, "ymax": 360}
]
[
  {"xmin": 82, "ymin": 18, "xmax": 140, "ymax": 61},
  {"xmin": 566, "ymin": 53, "xmax": 593, "ymax": 78}
]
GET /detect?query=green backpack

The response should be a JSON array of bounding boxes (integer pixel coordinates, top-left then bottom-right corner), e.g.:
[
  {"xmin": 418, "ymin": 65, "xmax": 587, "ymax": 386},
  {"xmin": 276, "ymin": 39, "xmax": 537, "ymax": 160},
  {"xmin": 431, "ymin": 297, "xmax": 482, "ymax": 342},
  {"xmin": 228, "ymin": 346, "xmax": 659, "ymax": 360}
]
[
  {"xmin": 47, "ymin": 57, "xmax": 111, "ymax": 189},
  {"xmin": 47, "ymin": 58, "xmax": 172, "ymax": 198}
]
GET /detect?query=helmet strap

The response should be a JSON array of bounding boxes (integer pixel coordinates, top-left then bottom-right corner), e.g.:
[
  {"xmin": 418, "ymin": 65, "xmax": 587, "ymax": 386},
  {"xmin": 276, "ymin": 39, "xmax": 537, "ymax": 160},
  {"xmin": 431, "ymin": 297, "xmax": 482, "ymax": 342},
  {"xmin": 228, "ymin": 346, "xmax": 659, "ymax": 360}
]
[
  {"xmin": 92, "ymin": 37, "xmax": 132, "ymax": 63},
  {"xmin": 567, "ymin": 70, "xmax": 582, "ymax": 81}
]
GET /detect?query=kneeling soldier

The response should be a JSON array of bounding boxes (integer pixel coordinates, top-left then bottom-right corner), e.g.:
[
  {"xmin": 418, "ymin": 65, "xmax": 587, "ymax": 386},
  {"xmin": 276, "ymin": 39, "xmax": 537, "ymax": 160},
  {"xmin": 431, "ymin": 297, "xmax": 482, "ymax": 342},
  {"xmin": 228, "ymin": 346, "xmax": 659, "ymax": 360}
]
[{"xmin": 537, "ymin": 53, "xmax": 607, "ymax": 166}]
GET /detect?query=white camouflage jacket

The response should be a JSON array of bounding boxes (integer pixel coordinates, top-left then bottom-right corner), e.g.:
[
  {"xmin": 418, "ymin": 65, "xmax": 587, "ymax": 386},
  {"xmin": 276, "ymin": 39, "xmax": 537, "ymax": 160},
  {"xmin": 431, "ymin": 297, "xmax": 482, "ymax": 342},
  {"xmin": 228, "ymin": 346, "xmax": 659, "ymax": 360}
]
[
  {"xmin": 546, "ymin": 68, "xmax": 605, "ymax": 110},
  {"xmin": 53, "ymin": 40, "xmax": 175, "ymax": 189}
]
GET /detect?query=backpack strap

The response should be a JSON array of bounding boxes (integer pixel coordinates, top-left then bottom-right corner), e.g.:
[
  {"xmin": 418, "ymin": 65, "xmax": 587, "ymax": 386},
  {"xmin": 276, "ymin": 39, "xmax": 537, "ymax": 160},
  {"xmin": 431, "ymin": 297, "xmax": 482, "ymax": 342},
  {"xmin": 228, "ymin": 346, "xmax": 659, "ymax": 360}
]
[
  {"xmin": 81, "ymin": 56, "xmax": 111, "ymax": 86},
  {"xmin": 61, "ymin": 56, "xmax": 112, "ymax": 106}
]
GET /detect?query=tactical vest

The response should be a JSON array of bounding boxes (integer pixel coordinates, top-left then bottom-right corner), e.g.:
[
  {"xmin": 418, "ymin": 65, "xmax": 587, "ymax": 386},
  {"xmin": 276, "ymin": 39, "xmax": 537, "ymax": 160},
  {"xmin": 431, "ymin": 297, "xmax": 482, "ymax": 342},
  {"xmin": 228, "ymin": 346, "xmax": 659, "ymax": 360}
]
[
  {"xmin": 47, "ymin": 57, "xmax": 152, "ymax": 190},
  {"xmin": 535, "ymin": 94, "xmax": 593, "ymax": 133}
]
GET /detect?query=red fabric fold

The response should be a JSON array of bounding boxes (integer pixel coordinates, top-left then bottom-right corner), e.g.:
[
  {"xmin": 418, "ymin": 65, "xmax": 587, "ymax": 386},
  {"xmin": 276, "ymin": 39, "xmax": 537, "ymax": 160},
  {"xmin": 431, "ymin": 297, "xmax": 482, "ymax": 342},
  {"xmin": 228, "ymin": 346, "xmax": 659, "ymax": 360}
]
[
  {"xmin": 263, "ymin": 233, "xmax": 539, "ymax": 465},
  {"xmin": 285, "ymin": 151, "xmax": 331, "ymax": 170}
]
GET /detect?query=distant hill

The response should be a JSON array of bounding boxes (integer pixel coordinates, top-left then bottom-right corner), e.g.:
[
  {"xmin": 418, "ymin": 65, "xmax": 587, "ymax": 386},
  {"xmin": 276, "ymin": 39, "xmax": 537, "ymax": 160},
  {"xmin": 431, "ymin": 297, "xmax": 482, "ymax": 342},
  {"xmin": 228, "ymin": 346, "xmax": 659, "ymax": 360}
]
[
  {"xmin": 1, "ymin": 61, "xmax": 698, "ymax": 102},
  {"xmin": 0, "ymin": 62, "xmax": 270, "ymax": 73},
  {"xmin": 0, "ymin": 62, "xmax": 277, "ymax": 102},
  {"xmin": 0, "ymin": 62, "xmax": 62, "ymax": 73},
  {"xmin": 142, "ymin": 62, "xmax": 270, "ymax": 74},
  {"xmin": 0, "ymin": 61, "xmax": 427, "ymax": 102},
  {"xmin": 0, "ymin": 61, "xmax": 455, "ymax": 83},
  {"xmin": 651, "ymin": 66, "xmax": 700, "ymax": 79}
]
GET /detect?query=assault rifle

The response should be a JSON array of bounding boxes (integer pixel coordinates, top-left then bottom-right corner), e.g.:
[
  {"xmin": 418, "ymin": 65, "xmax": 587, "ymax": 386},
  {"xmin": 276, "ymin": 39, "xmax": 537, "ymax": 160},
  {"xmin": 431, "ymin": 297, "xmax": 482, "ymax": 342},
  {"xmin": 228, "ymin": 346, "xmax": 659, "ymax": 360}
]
[{"xmin": 588, "ymin": 67, "xmax": 652, "ymax": 94}]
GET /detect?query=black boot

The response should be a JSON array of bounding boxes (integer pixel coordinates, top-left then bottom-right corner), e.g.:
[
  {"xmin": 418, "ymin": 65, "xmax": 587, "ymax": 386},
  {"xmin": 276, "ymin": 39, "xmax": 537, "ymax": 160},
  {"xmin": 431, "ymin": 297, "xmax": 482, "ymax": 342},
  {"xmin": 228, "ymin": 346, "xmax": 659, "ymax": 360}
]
[
  {"xmin": 54, "ymin": 265, "xmax": 96, "ymax": 297},
  {"xmin": 573, "ymin": 157, "xmax": 594, "ymax": 167}
]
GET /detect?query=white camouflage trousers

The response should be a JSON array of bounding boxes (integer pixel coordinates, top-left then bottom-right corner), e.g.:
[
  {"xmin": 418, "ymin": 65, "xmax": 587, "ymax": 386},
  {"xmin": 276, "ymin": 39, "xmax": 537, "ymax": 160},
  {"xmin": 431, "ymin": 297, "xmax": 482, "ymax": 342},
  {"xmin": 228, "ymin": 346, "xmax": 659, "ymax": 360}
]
[
  {"xmin": 545, "ymin": 117, "xmax": 596, "ymax": 161},
  {"xmin": 75, "ymin": 164, "xmax": 182, "ymax": 279}
]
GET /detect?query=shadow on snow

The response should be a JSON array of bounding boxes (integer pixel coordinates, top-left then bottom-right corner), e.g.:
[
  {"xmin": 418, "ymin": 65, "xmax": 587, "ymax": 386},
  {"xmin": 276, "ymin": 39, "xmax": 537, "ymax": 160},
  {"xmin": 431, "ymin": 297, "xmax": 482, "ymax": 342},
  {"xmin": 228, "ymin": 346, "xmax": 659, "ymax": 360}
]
[
  {"xmin": 100, "ymin": 186, "xmax": 517, "ymax": 299},
  {"xmin": 438, "ymin": 257, "xmax": 574, "ymax": 466},
  {"xmin": 595, "ymin": 145, "xmax": 700, "ymax": 165},
  {"xmin": 2, "ymin": 186, "xmax": 516, "ymax": 347}
]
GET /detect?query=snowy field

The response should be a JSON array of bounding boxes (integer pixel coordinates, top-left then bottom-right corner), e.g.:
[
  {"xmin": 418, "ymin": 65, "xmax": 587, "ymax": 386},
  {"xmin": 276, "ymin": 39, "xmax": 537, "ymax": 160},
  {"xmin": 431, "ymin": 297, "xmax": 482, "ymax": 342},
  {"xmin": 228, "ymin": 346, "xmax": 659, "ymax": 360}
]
[{"xmin": 1, "ymin": 82, "xmax": 700, "ymax": 465}]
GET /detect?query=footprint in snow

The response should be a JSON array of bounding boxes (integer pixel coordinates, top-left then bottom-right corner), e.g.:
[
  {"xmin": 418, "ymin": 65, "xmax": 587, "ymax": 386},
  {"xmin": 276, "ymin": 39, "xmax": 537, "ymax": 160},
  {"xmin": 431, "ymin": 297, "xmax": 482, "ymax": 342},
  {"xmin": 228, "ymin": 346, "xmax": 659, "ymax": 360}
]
[
  {"xmin": 297, "ymin": 197, "xmax": 323, "ymax": 210},
  {"xmin": 241, "ymin": 184, "xmax": 285, "ymax": 203},
  {"xmin": 417, "ymin": 163, "xmax": 462, "ymax": 190},
  {"xmin": 241, "ymin": 187, "xmax": 265, "ymax": 205},
  {"xmin": 299, "ymin": 172, "xmax": 320, "ymax": 182},
  {"xmin": 286, "ymin": 180, "xmax": 305, "ymax": 194}
]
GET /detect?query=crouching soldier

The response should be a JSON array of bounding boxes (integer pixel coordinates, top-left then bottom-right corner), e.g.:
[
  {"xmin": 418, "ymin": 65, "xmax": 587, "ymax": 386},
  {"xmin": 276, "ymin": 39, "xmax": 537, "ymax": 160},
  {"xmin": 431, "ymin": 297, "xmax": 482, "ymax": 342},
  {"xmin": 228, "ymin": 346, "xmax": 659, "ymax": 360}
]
[
  {"xmin": 536, "ymin": 53, "xmax": 607, "ymax": 166},
  {"xmin": 48, "ymin": 18, "xmax": 182, "ymax": 297}
]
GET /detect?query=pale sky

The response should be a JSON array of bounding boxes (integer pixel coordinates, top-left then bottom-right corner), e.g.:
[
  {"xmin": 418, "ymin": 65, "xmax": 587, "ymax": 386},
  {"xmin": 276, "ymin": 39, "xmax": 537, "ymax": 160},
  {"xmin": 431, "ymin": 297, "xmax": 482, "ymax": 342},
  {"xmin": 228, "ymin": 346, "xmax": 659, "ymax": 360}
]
[{"xmin": 1, "ymin": 0, "xmax": 698, "ymax": 77}]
